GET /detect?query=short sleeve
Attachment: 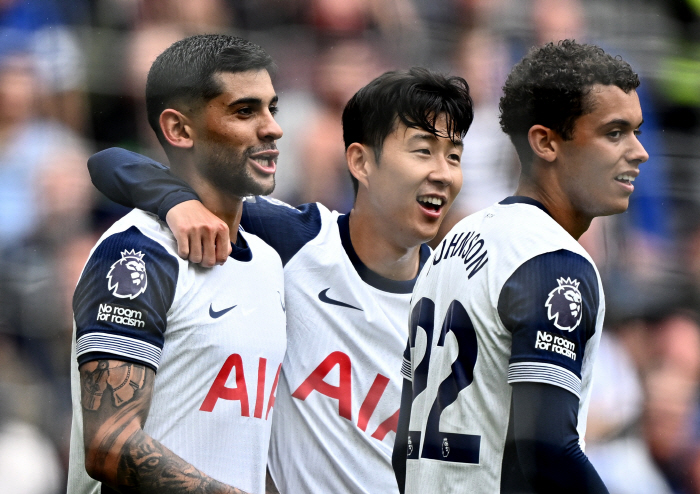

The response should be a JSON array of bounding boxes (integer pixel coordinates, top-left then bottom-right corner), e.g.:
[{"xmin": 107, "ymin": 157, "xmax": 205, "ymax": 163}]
[
  {"xmin": 240, "ymin": 197, "xmax": 323, "ymax": 265},
  {"xmin": 497, "ymin": 249, "xmax": 600, "ymax": 398},
  {"xmin": 73, "ymin": 226, "xmax": 179, "ymax": 371}
]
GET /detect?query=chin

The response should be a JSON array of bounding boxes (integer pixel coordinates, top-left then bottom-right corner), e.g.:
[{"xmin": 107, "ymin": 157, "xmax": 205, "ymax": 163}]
[
  {"xmin": 596, "ymin": 200, "xmax": 630, "ymax": 217},
  {"xmin": 251, "ymin": 177, "xmax": 276, "ymax": 197},
  {"xmin": 415, "ymin": 225, "xmax": 440, "ymax": 246}
]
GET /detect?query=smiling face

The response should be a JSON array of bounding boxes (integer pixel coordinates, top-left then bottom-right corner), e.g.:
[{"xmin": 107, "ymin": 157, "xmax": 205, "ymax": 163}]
[
  {"xmin": 361, "ymin": 115, "xmax": 463, "ymax": 247},
  {"xmin": 555, "ymin": 84, "xmax": 648, "ymax": 219},
  {"xmin": 191, "ymin": 69, "xmax": 282, "ymax": 198}
]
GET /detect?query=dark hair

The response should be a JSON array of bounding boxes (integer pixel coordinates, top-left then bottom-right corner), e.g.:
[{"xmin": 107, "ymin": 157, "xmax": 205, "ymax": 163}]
[
  {"xmin": 342, "ymin": 67, "xmax": 474, "ymax": 195},
  {"xmin": 499, "ymin": 39, "xmax": 640, "ymax": 169},
  {"xmin": 146, "ymin": 34, "xmax": 275, "ymax": 147}
]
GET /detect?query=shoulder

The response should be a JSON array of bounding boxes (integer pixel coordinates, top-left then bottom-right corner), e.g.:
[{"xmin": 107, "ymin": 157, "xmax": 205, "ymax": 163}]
[
  {"xmin": 102, "ymin": 210, "xmax": 180, "ymax": 255},
  {"xmin": 240, "ymin": 197, "xmax": 333, "ymax": 265},
  {"xmin": 73, "ymin": 211, "xmax": 181, "ymax": 372},
  {"xmin": 242, "ymin": 196, "xmax": 329, "ymax": 227},
  {"xmin": 78, "ymin": 210, "xmax": 182, "ymax": 299},
  {"xmin": 458, "ymin": 202, "xmax": 597, "ymax": 278}
]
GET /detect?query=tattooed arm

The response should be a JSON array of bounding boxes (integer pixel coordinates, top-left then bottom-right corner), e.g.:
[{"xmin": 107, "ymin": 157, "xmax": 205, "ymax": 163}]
[{"xmin": 80, "ymin": 359, "xmax": 250, "ymax": 494}]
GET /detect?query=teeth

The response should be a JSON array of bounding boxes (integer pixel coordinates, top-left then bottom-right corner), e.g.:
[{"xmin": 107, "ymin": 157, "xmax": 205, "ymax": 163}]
[
  {"xmin": 615, "ymin": 174, "xmax": 635, "ymax": 182},
  {"xmin": 254, "ymin": 158, "xmax": 273, "ymax": 167},
  {"xmin": 418, "ymin": 196, "xmax": 444, "ymax": 206}
]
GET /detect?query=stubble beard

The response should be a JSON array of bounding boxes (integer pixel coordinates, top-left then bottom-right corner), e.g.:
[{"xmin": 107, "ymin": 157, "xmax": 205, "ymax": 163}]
[{"xmin": 200, "ymin": 142, "xmax": 276, "ymax": 198}]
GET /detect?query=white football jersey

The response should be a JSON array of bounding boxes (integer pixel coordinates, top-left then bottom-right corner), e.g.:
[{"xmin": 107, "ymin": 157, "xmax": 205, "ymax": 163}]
[
  {"xmin": 402, "ymin": 197, "xmax": 605, "ymax": 493},
  {"xmin": 240, "ymin": 198, "xmax": 429, "ymax": 493},
  {"xmin": 67, "ymin": 209, "xmax": 286, "ymax": 494}
]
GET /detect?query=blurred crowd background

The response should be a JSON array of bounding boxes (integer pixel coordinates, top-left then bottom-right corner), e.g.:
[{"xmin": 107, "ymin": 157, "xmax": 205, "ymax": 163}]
[{"xmin": 0, "ymin": 0, "xmax": 699, "ymax": 492}]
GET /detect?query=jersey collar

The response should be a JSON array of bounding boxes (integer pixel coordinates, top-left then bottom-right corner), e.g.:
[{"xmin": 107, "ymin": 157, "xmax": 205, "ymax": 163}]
[
  {"xmin": 337, "ymin": 213, "xmax": 430, "ymax": 294},
  {"xmin": 499, "ymin": 196, "xmax": 552, "ymax": 217},
  {"xmin": 229, "ymin": 229, "xmax": 253, "ymax": 262}
]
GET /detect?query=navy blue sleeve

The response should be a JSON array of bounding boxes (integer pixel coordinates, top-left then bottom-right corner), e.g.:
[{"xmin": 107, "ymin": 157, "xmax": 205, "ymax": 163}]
[
  {"xmin": 241, "ymin": 196, "xmax": 322, "ymax": 265},
  {"xmin": 88, "ymin": 148, "xmax": 200, "ymax": 222},
  {"xmin": 507, "ymin": 382, "xmax": 609, "ymax": 493},
  {"xmin": 73, "ymin": 226, "xmax": 179, "ymax": 371},
  {"xmin": 498, "ymin": 249, "xmax": 600, "ymax": 398}
]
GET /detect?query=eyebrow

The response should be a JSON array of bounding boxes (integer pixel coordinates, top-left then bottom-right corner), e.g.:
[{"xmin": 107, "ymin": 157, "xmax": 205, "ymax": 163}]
[
  {"xmin": 228, "ymin": 95, "xmax": 278, "ymax": 107},
  {"xmin": 603, "ymin": 118, "xmax": 644, "ymax": 129},
  {"xmin": 408, "ymin": 132, "xmax": 464, "ymax": 148}
]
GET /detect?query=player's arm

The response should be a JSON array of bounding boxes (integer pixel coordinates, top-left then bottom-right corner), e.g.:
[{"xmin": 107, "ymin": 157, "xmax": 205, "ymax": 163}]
[
  {"xmin": 88, "ymin": 147, "xmax": 230, "ymax": 267},
  {"xmin": 499, "ymin": 249, "xmax": 608, "ymax": 492},
  {"xmin": 87, "ymin": 148, "xmax": 323, "ymax": 267},
  {"xmin": 80, "ymin": 359, "xmax": 248, "ymax": 494},
  {"xmin": 392, "ymin": 377, "xmax": 413, "ymax": 494},
  {"xmin": 510, "ymin": 382, "xmax": 608, "ymax": 493}
]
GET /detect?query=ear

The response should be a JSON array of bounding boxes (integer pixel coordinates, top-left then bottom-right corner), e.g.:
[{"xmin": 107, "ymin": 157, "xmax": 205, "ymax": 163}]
[
  {"xmin": 346, "ymin": 142, "xmax": 374, "ymax": 191},
  {"xmin": 527, "ymin": 124, "xmax": 558, "ymax": 163},
  {"xmin": 159, "ymin": 109, "xmax": 195, "ymax": 149}
]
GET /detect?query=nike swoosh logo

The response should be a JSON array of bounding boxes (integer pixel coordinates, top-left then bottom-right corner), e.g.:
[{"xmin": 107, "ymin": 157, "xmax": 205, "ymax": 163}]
[
  {"xmin": 209, "ymin": 304, "xmax": 237, "ymax": 319},
  {"xmin": 318, "ymin": 288, "xmax": 362, "ymax": 311}
]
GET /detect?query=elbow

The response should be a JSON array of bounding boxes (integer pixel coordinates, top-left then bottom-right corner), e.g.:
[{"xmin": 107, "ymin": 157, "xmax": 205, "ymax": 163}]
[
  {"xmin": 516, "ymin": 438, "xmax": 590, "ymax": 491},
  {"xmin": 84, "ymin": 450, "xmax": 108, "ymax": 482},
  {"xmin": 517, "ymin": 439, "xmax": 561, "ymax": 479},
  {"xmin": 83, "ymin": 441, "xmax": 118, "ymax": 484}
]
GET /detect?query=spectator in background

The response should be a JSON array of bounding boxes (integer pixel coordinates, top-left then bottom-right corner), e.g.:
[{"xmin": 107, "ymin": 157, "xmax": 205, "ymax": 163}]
[
  {"xmin": 0, "ymin": 122, "xmax": 94, "ymax": 480},
  {"xmin": 0, "ymin": 386, "xmax": 62, "ymax": 494},
  {"xmin": 586, "ymin": 327, "xmax": 673, "ymax": 494},
  {"xmin": 122, "ymin": 0, "xmax": 234, "ymax": 156},
  {"xmin": 643, "ymin": 312, "xmax": 700, "ymax": 494},
  {"xmin": 433, "ymin": 28, "xmax": 518, "ymax": 244},
  {"xmin": 0, "ymin": 52, "xmax": 87, "ymax": 249},
  {"xmin": 0, "ymin": 0, "xmax": 87, "ymax": 132},
  {"xmin": 292, "ymin": 38, "xmax": 383, "ymax": 212}
]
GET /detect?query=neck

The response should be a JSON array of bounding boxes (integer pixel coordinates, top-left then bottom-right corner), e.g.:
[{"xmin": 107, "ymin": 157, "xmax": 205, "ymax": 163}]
[
  {"xmin": 348, "ymin": 204, "xmax": 422, "ymax": 281},
  {"xmin": 514, "ymin": 169, "xmax": 591, "ymax": 240},
  {"xmin": 170, "ymin": 161, "xmax": 244, "ymax": 244}
]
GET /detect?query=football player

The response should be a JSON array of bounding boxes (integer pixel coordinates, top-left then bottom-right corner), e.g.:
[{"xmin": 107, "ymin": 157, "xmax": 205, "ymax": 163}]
[
  {"xmin": 67, "ymin": 35, "xmax": 286, "ymax": 494},
  {"xmin": 393, "ymin": 40, "xmax": 648, "ymax": 493},
  {"xmin": 86, "ymin": 67, "xmax": 474, "ymax": 493}
]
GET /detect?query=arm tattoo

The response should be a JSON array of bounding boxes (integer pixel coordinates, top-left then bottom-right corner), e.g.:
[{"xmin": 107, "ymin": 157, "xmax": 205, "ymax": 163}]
[
  {"xmin": 116, "ymin": 432, "xmax": 249, "ymax": 494},
  {"xmin": 81, "ymin": 360, "xmax": 147, "ymax": 410},
  {"xmin": 80, "ymin": 360, "xmax": 250, "ymax": 494}
]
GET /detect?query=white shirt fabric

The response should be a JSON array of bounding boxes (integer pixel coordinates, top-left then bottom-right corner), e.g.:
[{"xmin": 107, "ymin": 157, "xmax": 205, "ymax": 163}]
[
  {"xmin": 239, "ymin": 197, "xmax": 431, "ymax": 493},
  {"xmin": 402, "ymin": 197, "xmax": 605, "ymax": 493},
  {"xmin": 67, "ymin": 209, "xmax": 286, "ymax": 494}
]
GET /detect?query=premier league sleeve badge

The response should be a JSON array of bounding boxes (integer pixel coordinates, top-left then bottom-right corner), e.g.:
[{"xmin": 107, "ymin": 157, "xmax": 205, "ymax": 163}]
[
  {"xmin": 545, "ymin": 277, "xmax": 582, "ymax": 332},
  {"xmin": 107, "ymin": 249, "xmax": 148, "ymax": 299}
]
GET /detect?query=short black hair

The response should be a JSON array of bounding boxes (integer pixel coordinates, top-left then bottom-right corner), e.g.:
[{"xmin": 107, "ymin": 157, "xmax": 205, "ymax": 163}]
[
  {"xmin": 342, "ymin": 67, "xmax": 474, "ymax": 196},
  {"xmin": 146, "ymin": 34, "xmax": 275, "ymax": 147},
  {"xmin": 499, "ymin": 39, "xmax": 640, "ymax": 169}
]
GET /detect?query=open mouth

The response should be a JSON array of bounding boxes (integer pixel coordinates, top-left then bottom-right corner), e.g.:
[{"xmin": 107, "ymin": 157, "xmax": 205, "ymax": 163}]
[
  {"xmin": 417, "ymin": 195, "xmax": 445, "ymax": 214},
  {"xmin": 251, "ymin": 156, "xmax": 276, "ymax": 169},
  {"xmin": 614, "ymin": 173, "xmax": 636, "ymax": 186},
  {"xmin": 248, "ymin": 151, "xmax": 278, "ymax": 175}
]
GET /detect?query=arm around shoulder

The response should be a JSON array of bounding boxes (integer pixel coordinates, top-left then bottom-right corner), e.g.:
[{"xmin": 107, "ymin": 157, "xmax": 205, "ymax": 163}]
[{"xmin": 87, "ymin": 147, "xmax": 200, "ymax": 220}]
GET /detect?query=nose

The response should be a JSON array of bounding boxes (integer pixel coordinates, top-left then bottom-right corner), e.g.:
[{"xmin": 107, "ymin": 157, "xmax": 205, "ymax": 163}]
[
  {"xmin": 629, "ymin": 134, "xmax": 649, "ymax": 164},
  {"xmin": 429, "ymin": 156, "xmax": 459, "ymax": 188},
  {"xmin": 260, "ymin": 110, "xmax": 283, "ymax": 141}
]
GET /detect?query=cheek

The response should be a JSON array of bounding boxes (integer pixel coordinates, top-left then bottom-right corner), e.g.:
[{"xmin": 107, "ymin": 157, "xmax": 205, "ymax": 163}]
[{"xmin": 451, "ymin": 169, "xmax": 464, "ymax": 196}]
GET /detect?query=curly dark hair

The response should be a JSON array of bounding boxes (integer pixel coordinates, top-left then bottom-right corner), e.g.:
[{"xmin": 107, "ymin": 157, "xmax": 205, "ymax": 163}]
[
  {"xmin": 343, "ymin": 67, "xmax": 474, "ymax": 196},
  {"xmin": 499, "ymin": 39, "xmax": 639, "ymax": 168}
]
